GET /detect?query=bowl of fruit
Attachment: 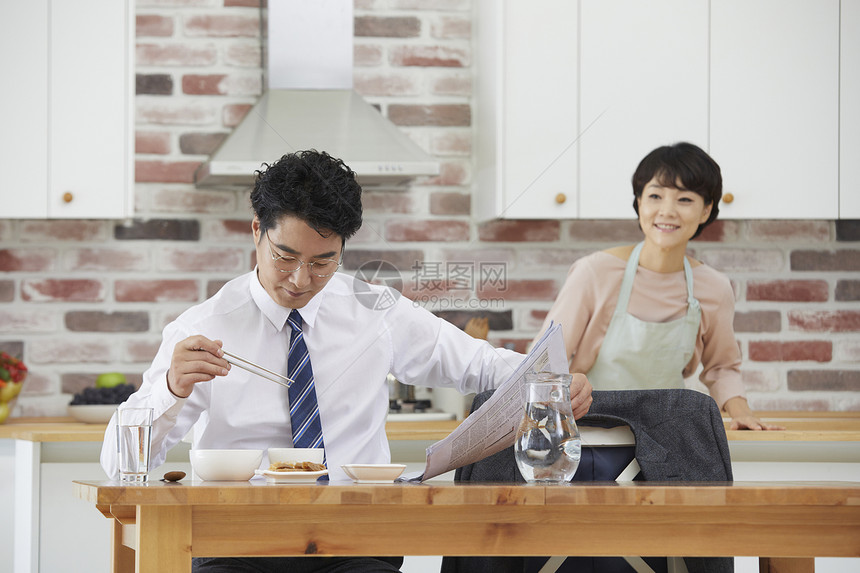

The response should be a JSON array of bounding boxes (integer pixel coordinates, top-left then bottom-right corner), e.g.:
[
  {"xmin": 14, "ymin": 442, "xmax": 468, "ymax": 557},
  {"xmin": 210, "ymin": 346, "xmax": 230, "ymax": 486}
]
[
  {"xmin": 0, "ymin": 352, "xmax": 27, "ymax": 424},
  {"xmin": 68, "ymin": 372, "xmax": 136, "ymax": 424}
]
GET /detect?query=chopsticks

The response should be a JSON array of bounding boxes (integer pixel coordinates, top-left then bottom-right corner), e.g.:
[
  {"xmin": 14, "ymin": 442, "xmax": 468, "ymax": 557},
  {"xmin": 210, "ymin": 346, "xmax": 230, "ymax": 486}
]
[{"xmin": 222, "ymin": 350, "xmax": 295, "ymax": 389}]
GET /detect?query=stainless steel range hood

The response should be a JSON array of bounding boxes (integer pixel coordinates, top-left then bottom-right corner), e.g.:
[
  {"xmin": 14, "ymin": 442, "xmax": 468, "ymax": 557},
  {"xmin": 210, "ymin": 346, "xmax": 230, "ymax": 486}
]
[
  {"xmin": 194, "ymin": 0, "xmax": 439, "ymax": 188},
  {"xmin": 194, "ymin": 90, "xmax": 440, "ymax": 187}
]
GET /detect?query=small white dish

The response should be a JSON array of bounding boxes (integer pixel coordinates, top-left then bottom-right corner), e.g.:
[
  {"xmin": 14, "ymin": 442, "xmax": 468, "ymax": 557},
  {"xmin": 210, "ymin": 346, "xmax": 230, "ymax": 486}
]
[
  {"xmin": 341, "ymin": 464, "xmax": 406, "ymax": 483},
  {"xmin": 68, "ymin": 404, "xmax": 117, "ymax": 423},
  {"xmin": 260, "ymin": 469, "xmax": 328, "ymax": 484}
]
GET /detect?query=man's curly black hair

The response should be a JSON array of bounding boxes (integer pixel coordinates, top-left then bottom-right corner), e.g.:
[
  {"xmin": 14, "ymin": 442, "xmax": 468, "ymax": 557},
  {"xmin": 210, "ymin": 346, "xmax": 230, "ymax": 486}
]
[{"xmin": 250, "ymin": 150, "xmax": 363, "ymax": 242}]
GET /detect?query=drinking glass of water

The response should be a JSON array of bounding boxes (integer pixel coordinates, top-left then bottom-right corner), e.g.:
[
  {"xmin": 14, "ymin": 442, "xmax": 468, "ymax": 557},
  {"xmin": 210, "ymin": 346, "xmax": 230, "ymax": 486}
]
[
  {"xmin": 514, "ymin": 372, "xmax": 581, "ymax": 483},
  {"xmin": 117, "ymin": 407, "xmax": 153, "ymax": 482}
]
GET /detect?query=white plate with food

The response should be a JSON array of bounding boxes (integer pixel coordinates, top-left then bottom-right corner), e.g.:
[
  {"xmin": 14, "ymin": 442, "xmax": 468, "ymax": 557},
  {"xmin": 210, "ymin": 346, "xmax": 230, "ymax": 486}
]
[
  {"xmin": 341, "ymin": 464, "xmax": 406, "ymax": 483},
  {"xmin": 259, "ymin": 469, "xmax": 328, "ymax": 484}
]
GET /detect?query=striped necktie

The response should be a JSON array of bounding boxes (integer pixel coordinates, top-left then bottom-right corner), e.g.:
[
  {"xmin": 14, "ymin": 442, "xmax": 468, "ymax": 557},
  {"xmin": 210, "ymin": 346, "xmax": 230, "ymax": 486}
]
[{"xmin": 287, "ymin": 309, "xmax": 325, "ymax": 450}]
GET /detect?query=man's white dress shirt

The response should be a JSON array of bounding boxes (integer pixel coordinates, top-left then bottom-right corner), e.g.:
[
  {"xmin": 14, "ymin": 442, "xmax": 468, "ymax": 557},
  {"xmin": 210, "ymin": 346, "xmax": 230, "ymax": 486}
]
[{"xmin": 101, "ymin": 271, "xmax": 523, "ymax": 481}]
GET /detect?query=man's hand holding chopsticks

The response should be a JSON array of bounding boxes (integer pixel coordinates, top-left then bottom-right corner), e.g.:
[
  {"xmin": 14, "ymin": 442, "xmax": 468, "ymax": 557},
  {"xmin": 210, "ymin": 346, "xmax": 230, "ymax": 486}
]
[{"xmin": 167, "ymin": 335, "xmax": 231, "ymax": 398}]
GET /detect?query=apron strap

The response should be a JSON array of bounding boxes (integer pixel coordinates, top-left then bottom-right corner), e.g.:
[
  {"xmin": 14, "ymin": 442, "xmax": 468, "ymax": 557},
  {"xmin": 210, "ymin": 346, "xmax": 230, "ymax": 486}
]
[
  {"xmin": 621, "ymin": 242, "xmax": 698, "ymax": 313},
  {"xmin": 614, "ymin": 242, "xmax": 644, "ymax": 317},
  {"xmin": 683, "ymin": 255, "xmax": 695, "ymax": 303},
  {"xmin": 682, "ymin": 253, "xmax": 701, "ymax": 317}
]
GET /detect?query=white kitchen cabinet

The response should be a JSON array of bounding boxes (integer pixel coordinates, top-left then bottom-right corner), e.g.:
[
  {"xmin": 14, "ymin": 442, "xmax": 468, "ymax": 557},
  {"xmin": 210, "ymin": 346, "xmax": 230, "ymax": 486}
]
[
  {"xmin": 578, "ymin": 0, "xmax": 709, "ymax": 219},
  {"xmin": 475, "ymin": 0, "xmax": 708, "ymax": 221},
  {"xmin": 710, "ymin": 0, "xmax": 839, "ymax": 219},
  {"xmin": 0, "ymin": 1, "xmax": 48, "ymax": 218},
  {"xmin": 842, "ymin": 0, "xmax": 860, "ymax": 218},
  {"xmin": 475, "ymin": 0, "xmax": 847, "ymax": 221},
  {"xmin": 474, "ymin": 0, "xmax": 579, "ymax": 220},
  {"xmin": 0, "ymin": 0, "xmax": 133, "ymax": 219}
]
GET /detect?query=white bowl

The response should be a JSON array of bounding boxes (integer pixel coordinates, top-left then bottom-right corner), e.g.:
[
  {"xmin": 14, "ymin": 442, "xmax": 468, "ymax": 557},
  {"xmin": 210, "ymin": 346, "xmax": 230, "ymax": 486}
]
[
  {"xmin": 268, "ymin": 447, "xmax": 325, "ymax": 466},
  {"xmin": 190, "ymin": 449, "xmax": 263, "ymax": 481},
  {"xmin": 341, "ymin": 464, "xmax": 406, "ymax": 483},
  {"xmin": 68, "ymin": 404, "xmax": 117, "ymax": 423}
]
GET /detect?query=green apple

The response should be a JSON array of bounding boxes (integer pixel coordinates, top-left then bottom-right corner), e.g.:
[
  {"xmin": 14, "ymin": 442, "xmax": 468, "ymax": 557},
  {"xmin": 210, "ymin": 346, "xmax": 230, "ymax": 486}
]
[{"xmin": 96, "ymin": 372, "xmax": 127, "ymax": 389}]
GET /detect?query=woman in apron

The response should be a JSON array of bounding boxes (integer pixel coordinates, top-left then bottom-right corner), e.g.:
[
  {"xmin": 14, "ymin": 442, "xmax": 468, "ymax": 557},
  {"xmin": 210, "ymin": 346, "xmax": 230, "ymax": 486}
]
[{"xmin": 536, "ymin": 142, "xmax": 781, "ymax": 431}]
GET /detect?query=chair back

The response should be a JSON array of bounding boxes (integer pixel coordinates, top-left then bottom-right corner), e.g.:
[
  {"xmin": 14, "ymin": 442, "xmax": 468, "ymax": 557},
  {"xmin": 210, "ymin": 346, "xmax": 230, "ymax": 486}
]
[{"xmin": 443, "ymin": 388, "xmax": 734, "ymax": 573}]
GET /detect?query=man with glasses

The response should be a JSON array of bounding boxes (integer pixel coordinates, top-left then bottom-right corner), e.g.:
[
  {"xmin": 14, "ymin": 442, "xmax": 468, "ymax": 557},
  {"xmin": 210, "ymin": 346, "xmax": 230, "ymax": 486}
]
[{"xmin": 100, "ymin": 149, "xmax": 592, "ymax": 573}]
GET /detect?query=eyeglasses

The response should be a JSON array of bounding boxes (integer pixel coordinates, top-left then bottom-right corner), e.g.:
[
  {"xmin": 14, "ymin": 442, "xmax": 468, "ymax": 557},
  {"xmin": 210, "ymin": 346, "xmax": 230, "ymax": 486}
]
[{"xmin": 265, "ymin": 231, "xmax": 342, "ymax": 278}]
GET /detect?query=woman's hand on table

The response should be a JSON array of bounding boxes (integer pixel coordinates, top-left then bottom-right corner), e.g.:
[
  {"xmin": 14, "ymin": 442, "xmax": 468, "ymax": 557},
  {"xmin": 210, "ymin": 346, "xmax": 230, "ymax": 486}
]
[
  {"xmin": 729, "ymin": 415, "xmax": 785, "ymax": 431},
  {"xmin": 167, "ymin": 335, "xmax": 231, "ymax": 398},
  {"xmin": 569, "ymin": 372, "xmax": 593, "ymax": 420},
  {"xmin": 724, "ymin": 396, "xmax": 785, "ymax": 431}
]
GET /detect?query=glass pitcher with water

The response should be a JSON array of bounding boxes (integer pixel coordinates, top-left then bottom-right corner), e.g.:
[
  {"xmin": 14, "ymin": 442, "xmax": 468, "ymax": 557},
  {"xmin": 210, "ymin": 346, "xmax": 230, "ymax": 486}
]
[{"xmin": 514, "ymin": 371, "xmax": 582, "ymax": 483}]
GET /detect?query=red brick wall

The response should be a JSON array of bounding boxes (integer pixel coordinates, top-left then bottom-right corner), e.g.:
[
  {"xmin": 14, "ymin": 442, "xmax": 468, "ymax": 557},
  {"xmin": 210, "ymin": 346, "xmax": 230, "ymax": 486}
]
[{"xmin": 0, "ymin": 1, "xmax": 858, "ymax": 416}]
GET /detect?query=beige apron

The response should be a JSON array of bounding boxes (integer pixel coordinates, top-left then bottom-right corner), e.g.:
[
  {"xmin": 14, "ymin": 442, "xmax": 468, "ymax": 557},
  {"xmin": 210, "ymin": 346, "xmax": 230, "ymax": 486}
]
[{"xmin": 586, "ymin": 242, "xmax": 701, "ymax": 390}]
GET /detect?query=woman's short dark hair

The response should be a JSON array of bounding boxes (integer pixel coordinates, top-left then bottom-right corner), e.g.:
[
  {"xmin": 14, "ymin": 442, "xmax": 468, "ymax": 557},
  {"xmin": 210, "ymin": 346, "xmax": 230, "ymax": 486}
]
[
  {"xmin": 250, "ymin": 149, "xmax": 363, "ymax": 242},
  {"xmin": 631, "ymin": 142, "xmax": 722, "ymax": 239}
]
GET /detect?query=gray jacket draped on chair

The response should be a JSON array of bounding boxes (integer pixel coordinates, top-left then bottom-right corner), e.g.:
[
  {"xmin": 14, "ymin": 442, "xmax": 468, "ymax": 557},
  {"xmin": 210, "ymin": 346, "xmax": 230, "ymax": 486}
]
[{"xmin": 444, "ymin": 388, "xmax": 734, "ymax": 573}]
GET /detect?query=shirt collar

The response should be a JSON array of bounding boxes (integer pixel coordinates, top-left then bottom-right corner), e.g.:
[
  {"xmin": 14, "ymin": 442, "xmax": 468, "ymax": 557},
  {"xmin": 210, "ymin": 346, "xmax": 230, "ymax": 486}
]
[{"xmin": 249, "ymin": 268, "xmax": 327, "ymax": 332}]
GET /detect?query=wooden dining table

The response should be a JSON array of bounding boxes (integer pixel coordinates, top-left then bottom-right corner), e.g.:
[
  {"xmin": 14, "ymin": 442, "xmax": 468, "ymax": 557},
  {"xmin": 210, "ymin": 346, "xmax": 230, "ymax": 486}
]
[{"xmin": 74, "ymin": 479, "xmax": 860, "ymax": 573}]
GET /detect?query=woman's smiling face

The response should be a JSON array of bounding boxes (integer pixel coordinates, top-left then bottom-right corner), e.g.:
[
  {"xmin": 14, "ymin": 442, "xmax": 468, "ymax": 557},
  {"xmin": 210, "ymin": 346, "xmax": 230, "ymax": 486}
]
[{"xmin": 637, "ymin": 177, "xmax": 712, "ymax": 250}]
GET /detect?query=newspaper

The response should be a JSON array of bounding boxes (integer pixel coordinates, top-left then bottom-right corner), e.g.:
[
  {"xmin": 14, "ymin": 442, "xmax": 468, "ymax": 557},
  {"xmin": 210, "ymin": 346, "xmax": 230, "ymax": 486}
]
[{"xmin": 408, "ymin": 323, "xmax": 569, "ymax": 482}]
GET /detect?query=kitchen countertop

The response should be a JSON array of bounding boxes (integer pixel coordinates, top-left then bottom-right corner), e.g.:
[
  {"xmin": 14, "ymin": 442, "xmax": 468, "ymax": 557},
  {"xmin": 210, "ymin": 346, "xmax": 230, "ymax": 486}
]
[
  {"xmin": 2, "ymin": 411, "xmax": 859, "ymax": 443},
  {"xmin": 0, "ymin": 416, "xmax": 464, "ymax": 442},
  {"xmin": 724, "ymin": 411, "xmax": 860, "ymax": 442}
]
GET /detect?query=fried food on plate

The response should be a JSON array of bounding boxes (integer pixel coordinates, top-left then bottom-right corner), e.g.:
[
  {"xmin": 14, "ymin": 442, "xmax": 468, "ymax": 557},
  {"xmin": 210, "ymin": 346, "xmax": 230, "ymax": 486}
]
[{"xmin": 268, "ymin": 461, "xmax": 326, "ymax": 472}]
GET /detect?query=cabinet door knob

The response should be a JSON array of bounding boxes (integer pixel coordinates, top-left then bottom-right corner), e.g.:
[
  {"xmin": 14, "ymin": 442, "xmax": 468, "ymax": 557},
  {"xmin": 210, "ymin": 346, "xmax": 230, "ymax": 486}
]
[
  {"xmin": 62, "ymin": 192, "xmax": 74, "ymax": 203},
  {"xmin": 722, "ymin": 193, "xmax": 734, "ymax": 204},
  {"xmin": 555, "ymin": 193, "xmax": 567, "ymax": 205}
]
